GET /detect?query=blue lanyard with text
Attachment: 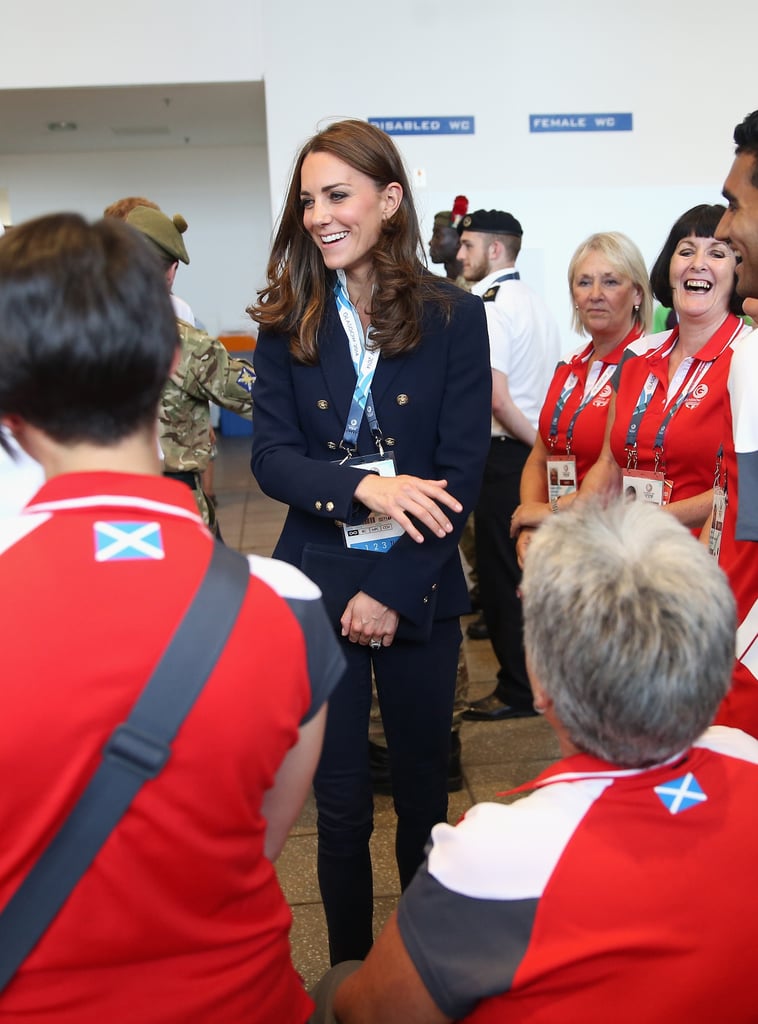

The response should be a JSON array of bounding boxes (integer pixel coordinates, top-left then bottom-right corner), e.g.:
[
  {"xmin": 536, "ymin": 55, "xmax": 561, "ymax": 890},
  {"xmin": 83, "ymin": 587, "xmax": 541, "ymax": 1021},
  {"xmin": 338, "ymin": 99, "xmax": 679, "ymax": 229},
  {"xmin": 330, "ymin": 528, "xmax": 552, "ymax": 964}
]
[
  {"xmin": 334, "ymin": 272, "xmax": 384, "ymax": 458},
  {"xmin": 548, "ymin": 345, "xmax": 615, "ymax": 452},
  {"xmin": 623, "ymin": 334, "xmax": 679, "ymax": 451},
  {"xmin": 623, "ymin": 327, "xmax": 729, "ymax": 468}
]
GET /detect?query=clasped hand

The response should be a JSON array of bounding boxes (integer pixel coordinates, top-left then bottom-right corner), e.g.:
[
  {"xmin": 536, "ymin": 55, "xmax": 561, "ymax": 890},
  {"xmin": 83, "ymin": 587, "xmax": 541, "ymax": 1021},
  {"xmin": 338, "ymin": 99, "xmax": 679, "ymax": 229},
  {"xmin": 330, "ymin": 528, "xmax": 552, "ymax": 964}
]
[
  {"xmin": 341, "ymin": 592, "xmax": 399, "ymax": 648},
  {"xmin": 353, "ymin": 472, "xmax": 461, "ymax": 544}
]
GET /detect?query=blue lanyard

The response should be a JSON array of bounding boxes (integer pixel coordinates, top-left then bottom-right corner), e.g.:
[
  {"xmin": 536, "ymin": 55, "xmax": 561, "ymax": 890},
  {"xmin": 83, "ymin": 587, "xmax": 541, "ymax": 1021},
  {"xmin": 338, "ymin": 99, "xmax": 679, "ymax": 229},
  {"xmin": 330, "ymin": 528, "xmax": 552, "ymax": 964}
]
[
  {"xmin": 548, "ymin": 344, "xmax": 616, "ymax": 452},
  {"xmin": 334, "ymin": 273, "xmax": 384, "ymax": 456},
  {"xmin": 623, "ymin": 324, "xmax": 734, "ymax": 468}
]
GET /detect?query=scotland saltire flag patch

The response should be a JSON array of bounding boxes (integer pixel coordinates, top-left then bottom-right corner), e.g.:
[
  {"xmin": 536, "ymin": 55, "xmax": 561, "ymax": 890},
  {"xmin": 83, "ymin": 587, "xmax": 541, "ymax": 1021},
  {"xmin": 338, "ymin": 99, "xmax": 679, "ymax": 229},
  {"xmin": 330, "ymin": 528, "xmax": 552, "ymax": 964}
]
[
  {"xmin": 654, "ymin": 772, "xmax": 707, "ymax": 815},
  {"xmin": 94, "ymin": 521, "xmax": 165, "ymax": 562}
]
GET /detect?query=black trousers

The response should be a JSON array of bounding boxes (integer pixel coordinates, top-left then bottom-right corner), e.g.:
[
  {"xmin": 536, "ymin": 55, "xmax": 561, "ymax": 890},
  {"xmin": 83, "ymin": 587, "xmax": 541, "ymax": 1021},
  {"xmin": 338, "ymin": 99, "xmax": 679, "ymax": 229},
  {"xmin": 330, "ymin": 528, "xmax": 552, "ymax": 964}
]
[
  {"xmin": 314, "ymin": 618, "xmax": 461, "ymax": 965},
  {"xmin": 474, "ymin": 436, "xmax": 533, "ymax": 710}
]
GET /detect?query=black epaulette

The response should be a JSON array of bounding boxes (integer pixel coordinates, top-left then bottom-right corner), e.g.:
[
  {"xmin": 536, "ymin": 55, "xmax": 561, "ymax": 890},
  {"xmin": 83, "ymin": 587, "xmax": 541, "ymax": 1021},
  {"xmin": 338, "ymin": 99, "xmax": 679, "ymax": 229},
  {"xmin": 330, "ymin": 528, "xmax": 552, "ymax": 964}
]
[{"xmin": 482, "ymin": 285, "xmax": 500, "ymax": 302}]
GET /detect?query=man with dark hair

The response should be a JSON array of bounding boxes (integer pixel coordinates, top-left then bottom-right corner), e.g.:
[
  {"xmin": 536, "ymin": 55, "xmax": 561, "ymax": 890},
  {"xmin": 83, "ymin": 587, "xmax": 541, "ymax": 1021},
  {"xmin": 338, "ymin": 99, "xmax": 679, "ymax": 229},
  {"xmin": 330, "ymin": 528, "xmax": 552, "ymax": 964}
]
[
  {"xmin": 713, "ymin": 110, "xmax": 758, "ymax": 736},
  {"xmin": 0, "ymin": 213, "xmax": 344, "ymax": 1020},
  {"xmin": 429, "ymin": 201, "xmax": 469, "ymax": 288},
  {"xmin": 719, "ymin": 110, "xmax": 758, "ymax": 312},
  {"xmin": 456, "ymin": 209, "xmax": 562, "ymax": 721}
]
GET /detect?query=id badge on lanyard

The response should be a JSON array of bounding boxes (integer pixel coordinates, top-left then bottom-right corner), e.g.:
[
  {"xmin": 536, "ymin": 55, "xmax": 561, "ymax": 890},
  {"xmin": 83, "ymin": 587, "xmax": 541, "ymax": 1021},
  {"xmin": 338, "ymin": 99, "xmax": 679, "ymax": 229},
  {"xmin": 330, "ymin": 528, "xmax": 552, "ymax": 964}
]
[
  {"xmin": 546, "ymin": 455, "xmax": 577, "ymax": 498},
  {"xmin": 708, "ymin": 446, "xmax": 727, "ymax": 559},
  {"xmin": 622, "ymin": 468, "xmax": 673, "ymax": 506},
  {"xmin": 338, "ymin": 452, "xmax": 404, "ymax": 552},
  {"xmin": 334, "ymin": 274, "xmax": 404, "ymax": 552}
]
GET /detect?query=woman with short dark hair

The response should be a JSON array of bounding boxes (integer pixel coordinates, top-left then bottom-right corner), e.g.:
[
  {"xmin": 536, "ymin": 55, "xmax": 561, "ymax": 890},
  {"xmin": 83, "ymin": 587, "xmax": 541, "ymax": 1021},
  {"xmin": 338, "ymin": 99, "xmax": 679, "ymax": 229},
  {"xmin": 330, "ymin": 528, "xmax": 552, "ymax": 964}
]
[{"xmin": 583, "ymin": 204, "xmax": 750, "ymax": 531}]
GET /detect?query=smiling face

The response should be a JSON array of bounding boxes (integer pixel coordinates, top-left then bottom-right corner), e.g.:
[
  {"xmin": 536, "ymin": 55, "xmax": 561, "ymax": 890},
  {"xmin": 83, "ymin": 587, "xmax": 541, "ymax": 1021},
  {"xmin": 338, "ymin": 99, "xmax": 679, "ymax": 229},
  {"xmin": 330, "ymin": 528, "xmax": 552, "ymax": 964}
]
[
  {"xmin": 571, "ymin": 251, "xmax": 642, "ymax": 346},
  {"xmin": 718, "ymin": 152, "xmax": 758, "ymax": 300},
  {"xmin": 299, "ymin": 151, "xmax": 401, "ymax": 286},
  {"xmin": 668, "ymin": 234, "xmax": 736, "ymax": 323}
]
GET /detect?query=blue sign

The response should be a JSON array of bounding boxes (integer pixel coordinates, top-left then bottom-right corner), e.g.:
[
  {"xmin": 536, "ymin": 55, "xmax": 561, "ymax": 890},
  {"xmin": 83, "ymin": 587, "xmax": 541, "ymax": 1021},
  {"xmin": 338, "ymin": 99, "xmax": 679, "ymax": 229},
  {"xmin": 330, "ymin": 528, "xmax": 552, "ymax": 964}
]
[
  {"xmin": 369, "ymin": 117, "xmax": 475, "ymax": 136},
  {"xmin": 530, "ymin": 113, "xmax": 633, "ymax": 133}
]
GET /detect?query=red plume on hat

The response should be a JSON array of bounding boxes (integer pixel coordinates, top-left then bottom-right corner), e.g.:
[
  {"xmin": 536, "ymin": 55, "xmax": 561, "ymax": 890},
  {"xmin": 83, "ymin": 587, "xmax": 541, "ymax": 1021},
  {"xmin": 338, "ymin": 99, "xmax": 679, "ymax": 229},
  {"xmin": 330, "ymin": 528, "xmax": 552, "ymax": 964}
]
[{"xmin": 451, "ymin": 195, "xmax": 468, "ymax": 228}]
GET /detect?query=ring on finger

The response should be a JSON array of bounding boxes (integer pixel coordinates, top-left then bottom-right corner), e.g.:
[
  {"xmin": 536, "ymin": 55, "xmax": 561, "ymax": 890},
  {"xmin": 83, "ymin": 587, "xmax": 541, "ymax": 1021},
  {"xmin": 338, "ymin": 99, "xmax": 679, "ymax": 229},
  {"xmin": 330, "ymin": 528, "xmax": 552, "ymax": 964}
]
[{"xmin": 369, "ymin": 638, "xmax": 382, "ymax": 650}]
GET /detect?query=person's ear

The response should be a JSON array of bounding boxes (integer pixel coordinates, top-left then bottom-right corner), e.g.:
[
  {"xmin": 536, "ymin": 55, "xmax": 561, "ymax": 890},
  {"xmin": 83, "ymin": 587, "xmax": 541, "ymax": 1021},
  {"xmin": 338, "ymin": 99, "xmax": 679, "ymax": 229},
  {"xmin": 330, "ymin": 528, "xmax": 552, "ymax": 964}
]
[
  {"xmin": 382, "ymin": 182, "xmax": 403, "ymax": 220},
  {"xmin": 165, "ymin": 261, "xmax": 179, "ymax": 289},
  {"xmin": 1, "ymin": 413, "xmax": 22, "ymax": 436}
]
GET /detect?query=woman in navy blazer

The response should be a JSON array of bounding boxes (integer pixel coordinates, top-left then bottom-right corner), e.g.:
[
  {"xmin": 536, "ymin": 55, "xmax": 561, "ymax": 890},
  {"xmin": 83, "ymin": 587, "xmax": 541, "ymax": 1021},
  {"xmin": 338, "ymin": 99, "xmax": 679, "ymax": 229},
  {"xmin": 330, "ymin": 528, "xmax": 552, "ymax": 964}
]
[{"xmin": 249, "ymin": 119, "xmax": 491, "ymax": 964}]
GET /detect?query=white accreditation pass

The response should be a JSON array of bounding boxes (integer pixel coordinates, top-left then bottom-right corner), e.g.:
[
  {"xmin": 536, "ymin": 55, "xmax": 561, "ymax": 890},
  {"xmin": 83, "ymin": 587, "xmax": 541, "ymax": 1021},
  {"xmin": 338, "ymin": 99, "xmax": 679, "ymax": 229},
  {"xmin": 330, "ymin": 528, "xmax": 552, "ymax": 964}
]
[{"xmin": 341, "ymin": 453, "xmax": 405, "ymax": 552}]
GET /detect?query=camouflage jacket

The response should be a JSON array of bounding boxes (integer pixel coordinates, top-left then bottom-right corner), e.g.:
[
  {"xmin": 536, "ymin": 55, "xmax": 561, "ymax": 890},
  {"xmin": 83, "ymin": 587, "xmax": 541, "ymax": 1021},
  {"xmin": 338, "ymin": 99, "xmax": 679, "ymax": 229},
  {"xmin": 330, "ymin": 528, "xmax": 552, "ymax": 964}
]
[{"xmin": 159, "ymin": 320, "xmax": 255, "ymax": 473}]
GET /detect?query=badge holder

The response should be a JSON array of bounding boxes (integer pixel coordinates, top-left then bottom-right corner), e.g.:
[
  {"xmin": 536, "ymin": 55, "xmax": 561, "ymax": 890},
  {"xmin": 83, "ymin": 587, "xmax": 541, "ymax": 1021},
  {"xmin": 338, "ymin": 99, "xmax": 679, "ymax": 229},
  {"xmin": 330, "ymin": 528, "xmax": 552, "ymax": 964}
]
[
  {"xmin": 336, "ymin": 448, "xmax": 405, "ymax": 552},
  {"xmin": 708, "ymin": 448, "xmax": 727, "ymax": 559},
  {"xmin": 623, "ymin": 445, "xmax": 673, "ymax": 506},
  {"xmin": 622, "ymin": 469, "xmax": 670, "ymax": 506},
  {"xmin": 546, "ymin": 453, "xmax": 577, "ymax": 500}
]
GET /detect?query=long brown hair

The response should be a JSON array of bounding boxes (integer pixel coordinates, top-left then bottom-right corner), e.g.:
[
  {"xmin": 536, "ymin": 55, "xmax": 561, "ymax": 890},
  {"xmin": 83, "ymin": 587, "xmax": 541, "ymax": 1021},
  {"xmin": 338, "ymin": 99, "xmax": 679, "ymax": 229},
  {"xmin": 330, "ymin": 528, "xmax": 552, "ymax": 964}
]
[{"xmin": 248, "ymin": 119, "xmax": 452, "ymax": 364}]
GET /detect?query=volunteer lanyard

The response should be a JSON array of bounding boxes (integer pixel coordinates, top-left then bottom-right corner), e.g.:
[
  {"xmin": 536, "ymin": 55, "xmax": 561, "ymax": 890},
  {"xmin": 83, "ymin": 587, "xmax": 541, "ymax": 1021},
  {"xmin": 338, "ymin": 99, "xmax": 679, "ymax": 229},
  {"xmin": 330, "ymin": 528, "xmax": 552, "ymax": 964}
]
[
  {"xmin": 548, "ymin": 328, "xmax": 641, "ymax": 452},
  {"xmin": 623, "ymin": 317, "xmax": 740, "ymax": 461},
  {"xmin": 334, "ymin": 272, "xmax": 384, "ymax": 457}
]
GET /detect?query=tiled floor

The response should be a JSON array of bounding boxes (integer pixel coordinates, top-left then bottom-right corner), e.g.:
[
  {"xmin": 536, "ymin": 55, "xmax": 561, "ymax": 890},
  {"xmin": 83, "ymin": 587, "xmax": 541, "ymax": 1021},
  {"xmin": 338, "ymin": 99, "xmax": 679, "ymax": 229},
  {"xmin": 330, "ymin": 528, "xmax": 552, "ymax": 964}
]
[{"xmin": 213, "ymin": 434, "xmax": 561, "ymax": 988}]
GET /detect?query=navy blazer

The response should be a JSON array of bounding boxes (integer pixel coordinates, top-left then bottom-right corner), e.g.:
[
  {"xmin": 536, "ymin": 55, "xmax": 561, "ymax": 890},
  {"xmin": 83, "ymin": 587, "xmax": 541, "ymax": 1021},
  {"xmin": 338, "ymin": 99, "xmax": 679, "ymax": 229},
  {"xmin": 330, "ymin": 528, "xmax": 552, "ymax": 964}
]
[{"xmin": 251, "ymin": 278, "xmax": 492, "ymax": 634}]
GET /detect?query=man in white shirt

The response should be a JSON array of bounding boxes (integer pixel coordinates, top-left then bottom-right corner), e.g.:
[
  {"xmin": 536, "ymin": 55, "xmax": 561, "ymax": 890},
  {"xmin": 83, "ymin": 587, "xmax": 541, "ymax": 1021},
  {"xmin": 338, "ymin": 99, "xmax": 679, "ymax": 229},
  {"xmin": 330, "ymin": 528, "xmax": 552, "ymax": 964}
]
[{"xmin": 457, "ymin": 209, "xmax": 561, "ymax": 720}]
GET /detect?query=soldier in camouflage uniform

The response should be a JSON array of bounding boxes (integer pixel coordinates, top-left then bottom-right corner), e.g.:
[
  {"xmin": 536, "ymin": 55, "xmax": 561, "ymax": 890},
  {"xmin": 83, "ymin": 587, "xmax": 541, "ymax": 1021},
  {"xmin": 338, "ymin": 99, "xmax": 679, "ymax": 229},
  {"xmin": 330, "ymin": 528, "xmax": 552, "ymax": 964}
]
[{"xmin": 126, "ymin": 205, "xmax": 254, "ymax": 533}]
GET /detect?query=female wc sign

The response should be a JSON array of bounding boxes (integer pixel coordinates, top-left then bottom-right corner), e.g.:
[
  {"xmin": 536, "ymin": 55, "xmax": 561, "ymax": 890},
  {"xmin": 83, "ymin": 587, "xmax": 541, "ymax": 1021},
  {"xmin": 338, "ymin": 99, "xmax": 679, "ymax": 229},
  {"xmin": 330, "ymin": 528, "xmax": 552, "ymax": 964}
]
[{"xmin": 530, "ymin": 113, "xmax": 633, "ymax": 132}]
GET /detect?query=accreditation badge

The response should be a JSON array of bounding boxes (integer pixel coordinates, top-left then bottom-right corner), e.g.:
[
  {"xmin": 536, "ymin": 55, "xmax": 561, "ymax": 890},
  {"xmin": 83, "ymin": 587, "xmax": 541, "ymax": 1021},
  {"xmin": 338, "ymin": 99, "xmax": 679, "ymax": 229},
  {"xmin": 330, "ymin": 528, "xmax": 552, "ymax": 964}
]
[
  {"xmin": 338, "ymin": 452, "xmax": 405, "ymax": 552},
  {"xmin": 546, "ymin": 455, "xmax": 577, "ymax": 500},
  {"xmin": 708, "ymin": 485, "xmax": 727, "ymax": 559},
  {"xmin": 622, "ymin": 469, "xmax": 672, "ymax": 507}
]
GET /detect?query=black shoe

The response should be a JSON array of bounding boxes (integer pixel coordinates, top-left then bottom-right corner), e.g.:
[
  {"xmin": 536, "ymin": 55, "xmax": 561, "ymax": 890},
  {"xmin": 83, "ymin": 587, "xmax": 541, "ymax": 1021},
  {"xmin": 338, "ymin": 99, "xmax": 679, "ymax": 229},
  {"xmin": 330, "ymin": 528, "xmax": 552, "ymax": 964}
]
[
  {"xmin": 466, "ymin": 613, "xmax": 489, "ymax": 640},
  {"xmin": 461, "ymin": 693, "xmax": 537, "ymax": 722},
  {"xmin": 369, "ymin": 738, "xmax": 464, "ymax": 794}
]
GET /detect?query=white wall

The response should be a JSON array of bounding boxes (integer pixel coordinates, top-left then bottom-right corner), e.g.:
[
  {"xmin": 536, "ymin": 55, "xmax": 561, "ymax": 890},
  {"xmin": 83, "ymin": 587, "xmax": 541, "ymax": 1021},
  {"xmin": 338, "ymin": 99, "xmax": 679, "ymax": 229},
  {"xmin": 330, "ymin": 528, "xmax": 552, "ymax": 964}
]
[
  {"xmin": 2, "ymin": 0, "xmax": 758, "ymax": 339},
  {"xmin": 261, "ymin": 0, "xmax": 758, "ymax": 338},
  {"xmin": 0, "ymin": 145, "xmax": 271, "ymax": 337},
  {"xmin": 0, "ymin": 0, "xmax": 264, "ymax": 87}
]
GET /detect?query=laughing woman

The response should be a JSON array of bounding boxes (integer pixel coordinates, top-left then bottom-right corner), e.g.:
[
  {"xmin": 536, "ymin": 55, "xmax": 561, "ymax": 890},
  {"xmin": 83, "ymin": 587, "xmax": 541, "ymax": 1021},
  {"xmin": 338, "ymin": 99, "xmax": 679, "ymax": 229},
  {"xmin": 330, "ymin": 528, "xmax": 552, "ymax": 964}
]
[
  {"xmin": 248, "ymin": 119, "xmax": 491, "ymax": 964},
  {"xmin": 581, "ymin": 204, "xmax": 750, "ymax": 530}
]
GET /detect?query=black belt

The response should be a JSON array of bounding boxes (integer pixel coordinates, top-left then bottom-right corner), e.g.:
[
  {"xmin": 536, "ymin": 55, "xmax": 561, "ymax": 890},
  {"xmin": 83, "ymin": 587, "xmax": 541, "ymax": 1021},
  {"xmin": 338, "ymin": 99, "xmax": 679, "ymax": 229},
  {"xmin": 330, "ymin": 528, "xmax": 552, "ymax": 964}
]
[{"xmin": 163, "ymin": 470, "xmax": 201, "ymax": 488}]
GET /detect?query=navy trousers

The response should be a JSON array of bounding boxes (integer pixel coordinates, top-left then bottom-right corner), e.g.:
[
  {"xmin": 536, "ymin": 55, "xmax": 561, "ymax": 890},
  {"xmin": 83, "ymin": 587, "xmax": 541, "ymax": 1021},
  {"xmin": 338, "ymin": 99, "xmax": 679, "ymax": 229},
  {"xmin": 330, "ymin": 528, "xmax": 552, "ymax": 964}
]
[{"xmin": 313, "ymin": 618, "xmax": 461, "ymax": 965}]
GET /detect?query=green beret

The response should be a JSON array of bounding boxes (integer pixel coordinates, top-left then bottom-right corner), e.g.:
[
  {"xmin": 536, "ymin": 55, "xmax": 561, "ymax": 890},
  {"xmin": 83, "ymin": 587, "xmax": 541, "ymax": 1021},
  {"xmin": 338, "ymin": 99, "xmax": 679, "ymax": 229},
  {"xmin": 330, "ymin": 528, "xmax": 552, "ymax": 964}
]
[
  {"xmin": 434, "ymin": 210, "xmax": 453, "ymax": 228},
  {"xmin": 458, "ymin": 209, "xmax": 523, "ymax": 237},
  {"xmin": 126, "ymin": 205, "xmax": 190, "ymax": 265}
]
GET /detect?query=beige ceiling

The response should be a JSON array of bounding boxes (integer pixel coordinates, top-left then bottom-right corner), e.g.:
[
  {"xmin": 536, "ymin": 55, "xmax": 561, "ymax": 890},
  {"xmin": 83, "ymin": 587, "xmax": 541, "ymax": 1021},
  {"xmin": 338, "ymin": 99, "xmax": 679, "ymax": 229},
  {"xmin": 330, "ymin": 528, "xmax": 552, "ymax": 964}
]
[{"xmin": 0, "ymin": 81, "xmax": 266, "ymax": 155}]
